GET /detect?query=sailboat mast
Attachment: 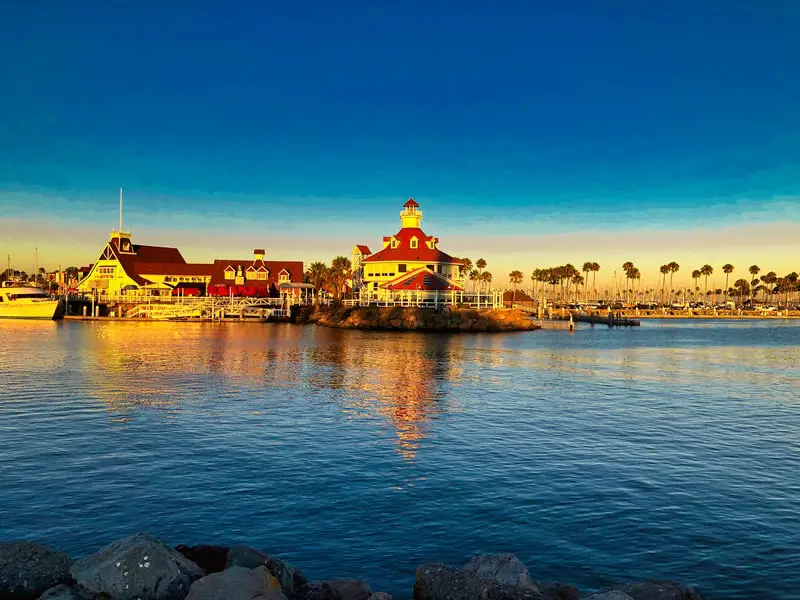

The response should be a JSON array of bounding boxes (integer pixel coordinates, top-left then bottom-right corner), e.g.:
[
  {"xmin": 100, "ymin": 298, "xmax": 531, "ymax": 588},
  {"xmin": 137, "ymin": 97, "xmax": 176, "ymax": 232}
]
[{"xmin": 119, "ymin": 187, "xmax": 123, "ymax": 233}]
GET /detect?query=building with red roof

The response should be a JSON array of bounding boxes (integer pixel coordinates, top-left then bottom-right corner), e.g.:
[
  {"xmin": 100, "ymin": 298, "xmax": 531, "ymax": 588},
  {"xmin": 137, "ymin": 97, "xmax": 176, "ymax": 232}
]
[
  {"xmin": 352, "ymin": 198, "xmax": 464, "ymax": 303},
  {"xmin": 78, "ymin": 230, "xmax": 303, "ymax": 298}
]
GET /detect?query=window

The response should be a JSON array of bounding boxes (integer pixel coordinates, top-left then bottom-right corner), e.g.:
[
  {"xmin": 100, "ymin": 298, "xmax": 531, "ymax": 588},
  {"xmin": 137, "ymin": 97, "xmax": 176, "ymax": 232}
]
[
  {"xmin": 388, "ymin": 273, "xmax": 395, "ymax": 277},
  {"xmin": 391, "ymin": 240, "xmax": 398, "ymax": 248},
  {"xmin": 224, "ymin": 270, "xmax": 235, "ymax": 280},
  {"xmin": 258, "ymin": 271, "xmax": 267, "ymax": 280},
  {"xmin": 410, "ymin": 238, "xmax": 418, "ymax": 249},
  {"xmin": 373, "ymin": 282, "xmax": 378, "ymax": 289},
  {"xmin": 398, "ymin": 264, "xmax": 407, "ymax": 273}
]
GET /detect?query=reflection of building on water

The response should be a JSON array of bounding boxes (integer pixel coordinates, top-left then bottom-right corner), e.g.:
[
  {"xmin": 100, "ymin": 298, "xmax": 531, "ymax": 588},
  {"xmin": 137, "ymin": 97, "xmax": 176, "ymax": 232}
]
[
  {"xmin": 308, "ymin": 330, "xmax": 460, "ymax": 460},
  {"xmin": 77, "ymin": 322, "xmax": 460, "ymax": 458},
  {"xmin": 82, "ymin": 323, "xmax": 307, "ymax": 412}
]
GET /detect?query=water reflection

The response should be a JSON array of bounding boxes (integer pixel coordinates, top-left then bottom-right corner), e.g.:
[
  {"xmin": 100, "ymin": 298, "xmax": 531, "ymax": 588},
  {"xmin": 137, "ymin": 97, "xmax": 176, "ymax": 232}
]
[{"xmin": 73, "ymin": 323, "xmax": 457, "ymax": 459}]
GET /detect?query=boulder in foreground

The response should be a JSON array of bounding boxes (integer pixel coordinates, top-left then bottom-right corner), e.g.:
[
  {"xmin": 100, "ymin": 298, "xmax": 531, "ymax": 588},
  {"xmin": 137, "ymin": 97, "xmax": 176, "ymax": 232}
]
[
  {"xmin": 0, "ymin": 541, "xmax": 72, "ymax": 600},
  {"xmin": 292, "ymin": 579, "xmax": 373, "ymax": 600},
  {"xmin": 226, "ymin": 544, "xmax": 309, "ymax": 595},
  {"xmin": 538, "ymin": 581, "xmax": 581, "ymax": 600},
  {"xmin": 186, "ymin": 565, "xmax": 286, "ymax": 600},
  {"xmin": 174, "ymin": 544, "xmax": 229, "ymax": 574},
  {"xmin": 610, "ymin": 580, "xmax": 703, "ymax": 600},
  {"xmin": 463, "ymin": 554, "xmax": 538, "ymax": 591},
  {"xmin": 70, "ymin": 532, "xmax": 204, "ymax": 600},
  {"xmin": 414, "ymin": 563, "xmax": 543, "ymax": 600},
  {"xmin": 584, "ymin": 592, "xmax": 634, "ymax": 600}
]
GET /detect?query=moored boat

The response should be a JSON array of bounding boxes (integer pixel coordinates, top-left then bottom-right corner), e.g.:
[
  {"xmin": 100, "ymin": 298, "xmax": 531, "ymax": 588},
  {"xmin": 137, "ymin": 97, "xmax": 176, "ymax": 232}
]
[{"xmin": 0, "ymin": 282, "xmax": 63, "ymax": 320}]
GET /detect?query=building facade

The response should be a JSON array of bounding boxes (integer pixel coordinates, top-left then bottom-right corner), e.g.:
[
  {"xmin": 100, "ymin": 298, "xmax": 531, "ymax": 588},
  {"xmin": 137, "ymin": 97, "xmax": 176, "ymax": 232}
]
[
  {"xmin": 353, "ymin": 198, "xmax": 464, "ymax": 303},
  {"xmin": 77, "ymin": 230, "xmax": 303, "ymax": 298}
]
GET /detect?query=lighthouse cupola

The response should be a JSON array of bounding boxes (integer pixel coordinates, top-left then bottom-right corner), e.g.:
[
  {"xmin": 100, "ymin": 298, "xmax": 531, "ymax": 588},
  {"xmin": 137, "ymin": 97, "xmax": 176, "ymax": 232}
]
[{"xmin": 400, "ymin": 197, "xmax": 423, "ymax": 229}]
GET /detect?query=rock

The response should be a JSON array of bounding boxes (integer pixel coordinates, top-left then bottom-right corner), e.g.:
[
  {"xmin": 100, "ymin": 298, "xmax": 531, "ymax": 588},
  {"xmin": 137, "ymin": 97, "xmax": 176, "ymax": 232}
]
[
  {"xmin": 538, "ymin": 581, "xmax": 580, "ymax": 600},
  {"xmin": 0, "ymin": 541, "xmax": 72, "ymax": 600},
  {"xmin": 70, "ymin": 532, "xmax": 204, "ymax": 600},
  {"xmin": 226, "ymin": 545, "xmax": 269, "ymax": 570},
  {"xmin": 293, "ymin": 579, "xmax": 373, "ymax": 600},
  {"xmin": 370, "ymin": 593, "xmax": 393, "ymax": 600},
  {"xmin": 174, "ymin": 545, "xmax": 229, "ymax": 574},
  {"xmin": 610, "ymin": 581, "xmax": 703, "ymax": 600},
  {"xmin": 186, "ymin": 565, "xmax": 286, "ymax": 600},
  {"xmin": 37, "ymin": 584, "xmax": 92, "ymax": 600},
  {"xmin": 414, "ymin": 563, "xmax": 542, "ymax": 600},
  {"xmin": 463, "ymin": 554, "xmax": 537, "ymax": 590},
  {"xmin": 584, "ymin": 593, "xmax": 634, "ymax": 600},
  {"xmin": 226, "ymin": 545, "xmax": 308, "ymax": 595}
]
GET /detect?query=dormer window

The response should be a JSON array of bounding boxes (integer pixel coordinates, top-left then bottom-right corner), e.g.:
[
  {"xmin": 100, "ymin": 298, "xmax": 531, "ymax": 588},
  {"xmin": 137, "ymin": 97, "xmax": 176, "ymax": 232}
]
[
  {"xmin": 410, "ymin": 237, "xmax": 418, "ymax": 249},
  {"xmin": 224, "ymin": 266, "xmax": 235, "ymax": 280},
  {"xmin": 278, "ymin": 269, "xmax": 290, "ymax": 283},
  {"xmin": 391, "ymin": 240, "xmax": 398, "ymax": 248}
]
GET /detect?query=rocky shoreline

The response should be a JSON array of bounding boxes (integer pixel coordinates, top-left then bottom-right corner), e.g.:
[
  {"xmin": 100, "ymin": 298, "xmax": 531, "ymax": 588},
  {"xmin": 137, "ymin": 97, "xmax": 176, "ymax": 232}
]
[
  {"xmin": 0, "ymin": 533, "xmax": 704, "ymax": 600},
  {"xmin": 293, "ymin": 305, "xmax": 538, "ymax": 332}
]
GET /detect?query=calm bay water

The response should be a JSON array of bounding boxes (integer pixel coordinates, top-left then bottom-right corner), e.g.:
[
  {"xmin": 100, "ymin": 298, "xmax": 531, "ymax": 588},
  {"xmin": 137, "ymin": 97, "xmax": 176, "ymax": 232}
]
[{"xmin": 1, "ymin": 319, "xmax": 798, "ymax": 598}]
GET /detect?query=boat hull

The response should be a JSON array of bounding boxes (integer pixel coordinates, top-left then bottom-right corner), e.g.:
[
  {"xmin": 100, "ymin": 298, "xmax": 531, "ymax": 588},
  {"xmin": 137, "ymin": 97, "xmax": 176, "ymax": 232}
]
[{"xmin": 0, "ymin": 300, "xmax": 62, "ymax": 320}]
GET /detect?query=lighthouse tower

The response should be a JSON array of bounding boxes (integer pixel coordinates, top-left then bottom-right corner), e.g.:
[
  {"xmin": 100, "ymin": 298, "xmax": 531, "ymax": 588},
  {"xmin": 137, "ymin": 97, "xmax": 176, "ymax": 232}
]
[{"xmin": 400, "ymin": 197, "xmax": 422, "ymax": 229}]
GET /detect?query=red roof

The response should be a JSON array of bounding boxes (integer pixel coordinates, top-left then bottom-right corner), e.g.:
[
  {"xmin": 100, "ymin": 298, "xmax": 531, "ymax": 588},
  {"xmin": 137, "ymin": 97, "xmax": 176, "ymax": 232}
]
[
  {"xmin": 382, "ymin": 267, "xmax": 462, "ymax": 291},
  {"xmin": 134, "ymin": 262, "xmax": 213, "ymax": 277},
  {"xmin": 403, "ymin": 198, "xmax": 420, "ymax": 208},
  {"xmin": 364, "ymin": 227, "xmax": 461, "ymax": 264},
  {"xmin": 354, "ymin": 245, "xmax": 372, "ymax": 255},
  {"xmin": 208, "ymin": 259, "xmax": 303, "ymax": 287}
]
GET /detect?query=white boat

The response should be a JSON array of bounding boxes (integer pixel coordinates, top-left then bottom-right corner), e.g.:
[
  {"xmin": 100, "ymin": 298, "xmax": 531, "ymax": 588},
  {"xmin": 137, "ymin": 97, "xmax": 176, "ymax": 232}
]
[{"xmin": 0, "ymin": 282, "xmax": 63, "ymax": 320}]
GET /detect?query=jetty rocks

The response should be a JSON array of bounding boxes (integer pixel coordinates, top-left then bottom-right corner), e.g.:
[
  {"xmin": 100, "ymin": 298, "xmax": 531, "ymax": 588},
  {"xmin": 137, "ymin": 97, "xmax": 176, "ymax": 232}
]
[
  {"xmin": 297, "ymin": 306, "xmax": 537, "ymax": 332},
  {"xmin": 0, "ymin": 534, "xmax": 705, "ymax": 600}
]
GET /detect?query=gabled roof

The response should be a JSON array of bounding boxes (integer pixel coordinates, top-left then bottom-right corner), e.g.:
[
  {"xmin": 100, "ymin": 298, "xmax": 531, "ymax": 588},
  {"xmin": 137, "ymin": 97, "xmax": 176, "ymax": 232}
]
[
  {"xmin": 382, "ymin": 267, "xmax": 462, "ymax": 291},
  {"xmin": 130, "ymin": 244, "xmax": 185, "ymax": 263},
  {"xmin": 354, "ymin": 245, "xmax": 372, "ymax": 255},
  {"xmin": 208, "ymin": 259, "xmax": 303, "ymax": 287},
  {"xmin": 364, "ymin": 227, "xmax": 461, "ymax": 264},
  {"xmin": 403, "ymin": 198, "xmax": 420, "ymax": 208}
]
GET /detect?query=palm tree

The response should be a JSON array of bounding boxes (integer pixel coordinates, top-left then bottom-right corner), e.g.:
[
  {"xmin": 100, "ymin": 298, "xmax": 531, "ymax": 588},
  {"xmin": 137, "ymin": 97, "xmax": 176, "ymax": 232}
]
[
  {"xmin": 329, "ymin": 256, "xmax": 352, "ymax": 303},
  {"xmin": 509, "ymin": 270, "xmax": 523, "ymax": 303},
  {"xmin": 582, "ymin": 262, "xmax": 592, "ymax": 303},
  {"xmin": 668, "ymin": 262, "xmax": 680, "ymax": 302},
  {"xmin": 734, "ymin": 278, "xmax": 750, "ymax": 306},
  {"xmin": 480, "ymin": 271, "xmax": 492, "ymax": 291},
  {"xmin": 691, "ymin": 270, "xmax": 701, "ymax": 301},
  {"xmin": 305, "ymin": 262, "xmax": 328, "ymax": 307},
  {"xmin": 469, "ymin": 269, "xmax": 480, "ymax": 293},
  {"xmin": 722, "ymin": 264, "xmax": 734, "ymax": 302},
  {"xmin": 749, "ymin": 265, "xmax": 760, "ymax": 302},
  {"xmin": 590, "ymin": 262, "xmax": 600, "ymax": 301},
  {"xmin": 659, "ymin": 264, "xmax": 670, "ymax": 305},
  {"xmin": 460, "ymin": 258, "xmax": 473, "ymax": 280},
  {"xmin": 622, "ymin": 262, "xmax": 634, "ymax": 302},
  {"xmin": 476, "ymin": 258, "xmax": 487, "ymax": 277},
  {"xmin": 700, "ymin": 264, "xmax": 713, "ymax": 298}
]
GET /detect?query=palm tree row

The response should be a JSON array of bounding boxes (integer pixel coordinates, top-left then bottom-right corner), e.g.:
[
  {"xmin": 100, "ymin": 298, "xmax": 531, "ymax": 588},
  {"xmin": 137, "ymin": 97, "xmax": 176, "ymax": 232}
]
[
  {"xmin": 304, "ymin": 256, "xmax": 352, "ymax": 305},
  {"xmin": 504, "ymin": 260, "xmax": 800, "ymax": 308}
]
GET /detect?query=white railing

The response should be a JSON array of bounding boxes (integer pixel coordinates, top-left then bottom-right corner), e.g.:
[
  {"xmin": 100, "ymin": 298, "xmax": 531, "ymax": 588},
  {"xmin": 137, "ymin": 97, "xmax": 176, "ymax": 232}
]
[{"xmin": 346, "ymin": 290, "xmax": 504, "ymax": 309}]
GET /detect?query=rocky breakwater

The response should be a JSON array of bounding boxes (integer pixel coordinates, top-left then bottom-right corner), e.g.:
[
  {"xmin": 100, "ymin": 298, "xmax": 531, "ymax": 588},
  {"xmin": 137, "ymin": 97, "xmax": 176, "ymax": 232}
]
[
  {"xmin": 296, "ymin": 305, "xmax": 538, "ymax": 332},
  {"xmin": 0, "ymin": 535, "xmax": 705, "ymax": 600}
]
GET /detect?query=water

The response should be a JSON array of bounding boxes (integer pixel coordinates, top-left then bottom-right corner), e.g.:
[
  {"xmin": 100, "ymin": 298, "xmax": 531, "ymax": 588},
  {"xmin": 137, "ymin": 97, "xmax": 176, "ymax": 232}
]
[{"xmin": 1, "ymin": 320, "xmax": 798, "ymax": 599}]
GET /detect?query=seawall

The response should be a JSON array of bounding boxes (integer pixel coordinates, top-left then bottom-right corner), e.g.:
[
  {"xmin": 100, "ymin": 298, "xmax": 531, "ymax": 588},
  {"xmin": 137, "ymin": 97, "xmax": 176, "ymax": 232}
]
[
  {"xmin": 0, "ymin": 534, "xmax": 705, "ymax": 600},
  {"xmin": 293, "ymin": 305, "xmax": 538, "ymax": 332}
]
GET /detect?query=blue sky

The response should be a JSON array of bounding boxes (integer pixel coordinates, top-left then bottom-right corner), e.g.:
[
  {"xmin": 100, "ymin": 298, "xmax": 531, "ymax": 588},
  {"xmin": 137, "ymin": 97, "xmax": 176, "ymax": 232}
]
[{"xmin": 1, "ymin": 1, "xmax": 798, "ymax": 283}]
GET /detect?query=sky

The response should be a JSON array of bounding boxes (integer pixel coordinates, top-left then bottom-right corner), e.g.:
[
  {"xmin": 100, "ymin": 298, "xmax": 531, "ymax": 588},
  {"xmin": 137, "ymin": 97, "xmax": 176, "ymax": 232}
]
[{"xmin": 1, "ymin": 0, "xmax": 798, "ymax": 286}]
